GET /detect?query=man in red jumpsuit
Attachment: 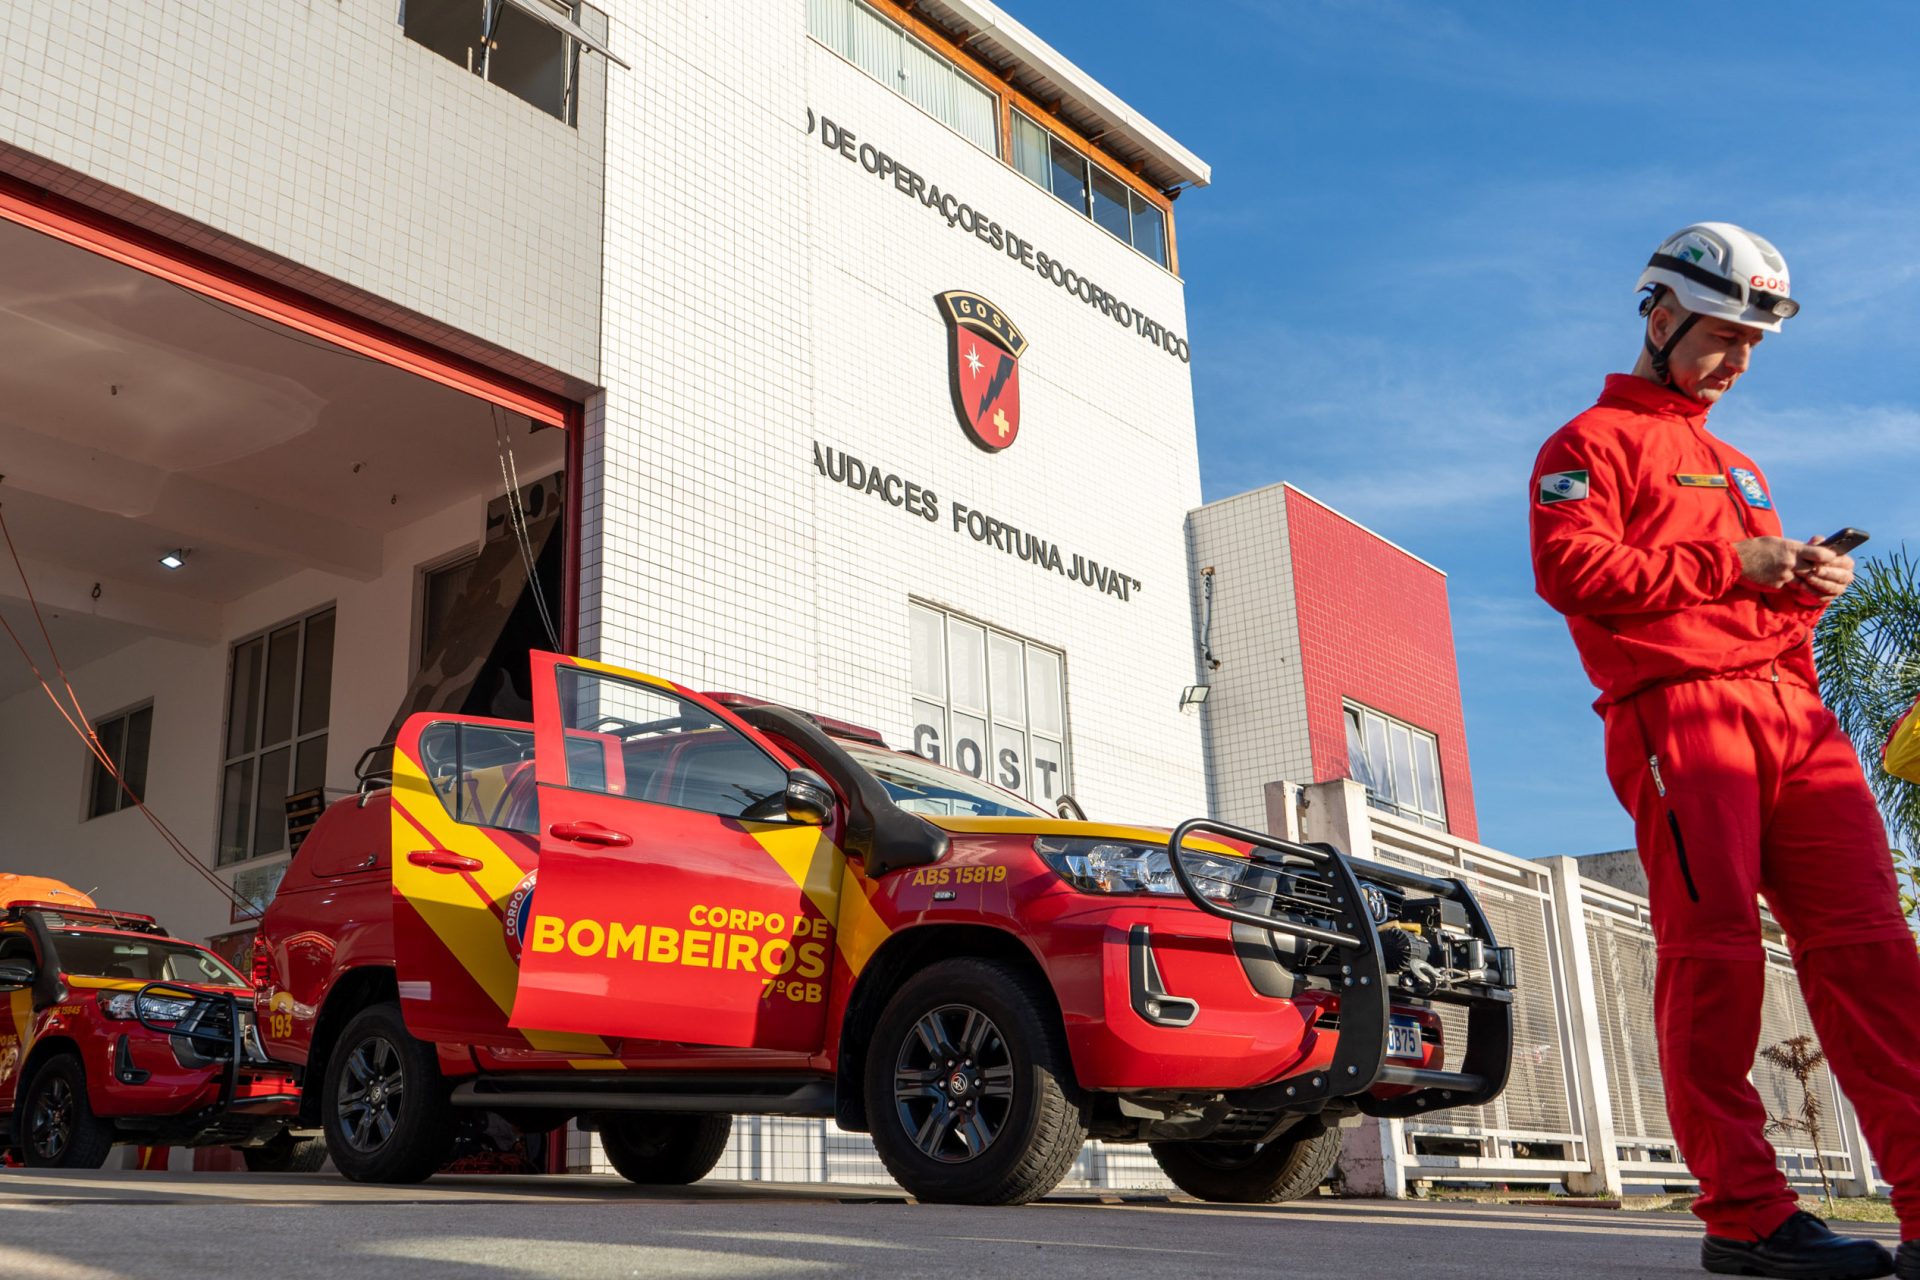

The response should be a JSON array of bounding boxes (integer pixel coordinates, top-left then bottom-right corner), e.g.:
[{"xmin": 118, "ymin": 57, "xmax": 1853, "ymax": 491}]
[{"xmin": 1532, "ymin": 222, "xmax": 1920, "ymax": 1280}]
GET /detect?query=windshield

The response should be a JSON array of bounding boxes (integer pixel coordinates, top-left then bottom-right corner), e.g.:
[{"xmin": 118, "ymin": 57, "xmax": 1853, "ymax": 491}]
[
  {"xmin": 840, "ymin": 741, "xmax": 1051, "ymax": 819},
  {"xmin": 53, "ymin": 931, "xmax": 247, "ymax": 987}
]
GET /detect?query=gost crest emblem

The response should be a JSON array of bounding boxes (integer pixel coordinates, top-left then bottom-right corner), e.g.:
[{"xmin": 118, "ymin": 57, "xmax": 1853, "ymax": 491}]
[{"xmin": 935, "ymin": 290, "xmax": 1027, "ymax": 453}]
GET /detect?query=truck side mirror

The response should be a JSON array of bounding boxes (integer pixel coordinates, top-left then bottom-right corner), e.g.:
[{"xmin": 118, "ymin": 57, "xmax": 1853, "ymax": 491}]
[
  {"xmin": 0, "ymin": 960, "xmax": 35, "ymax": 989},
  {"xmin": 785, "ymin": 769, "xmax": 836, "ymax": 827}
]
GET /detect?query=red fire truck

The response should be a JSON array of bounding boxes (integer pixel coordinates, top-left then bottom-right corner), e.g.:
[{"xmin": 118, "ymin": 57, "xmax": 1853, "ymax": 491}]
[{"xmin": 254, "ymin": 651, "xmax": 1514, "ymax": 1204}]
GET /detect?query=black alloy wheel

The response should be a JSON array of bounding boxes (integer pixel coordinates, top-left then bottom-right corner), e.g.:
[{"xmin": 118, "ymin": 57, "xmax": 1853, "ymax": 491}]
[
  {"xmin": 22, "ymin": 1055, "xmax": 115, "ymax": 1169},
  {"xmin": 321, "ymin": 1001, "xmax": 455, "ymax": 1183},
  {"xmin": 336, "ymin": 1035, "xmax": 406, "ymax": 1154},
  {"xmin": 864, "ymin": 957, "xmax": 1086, "ymax": 1205},
  {"xmin": 892, "ymin": 1004, "xmax": 1016, "ymax": 1164}
]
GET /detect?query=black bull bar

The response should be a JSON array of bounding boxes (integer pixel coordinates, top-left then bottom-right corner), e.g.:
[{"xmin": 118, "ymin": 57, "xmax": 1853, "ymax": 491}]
[{"xmin": 1168, "ymin": 819, "xmax": 1515, "ymax": 1118}]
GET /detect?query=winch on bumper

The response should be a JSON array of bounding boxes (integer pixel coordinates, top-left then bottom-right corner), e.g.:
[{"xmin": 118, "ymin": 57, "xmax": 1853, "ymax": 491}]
[{"xmin": 1161, "ymin": 818, "xmax": 1517, "ymax": 1119}]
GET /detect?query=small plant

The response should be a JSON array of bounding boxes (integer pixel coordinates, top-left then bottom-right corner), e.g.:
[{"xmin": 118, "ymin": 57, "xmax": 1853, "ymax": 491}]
[
  {"xmin": 1894, "ymin": 848, "xmax": 1920, "ymax": 948},
  {"xmin": 1760, "ymin": 1035, "xmax": 1835, "ymax": 1211}
]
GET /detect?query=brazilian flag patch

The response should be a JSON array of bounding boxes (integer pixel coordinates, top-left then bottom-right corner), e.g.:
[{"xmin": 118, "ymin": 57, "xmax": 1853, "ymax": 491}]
[{"xmin": 1538, "ymin": 470, "xmax": 1590, "ymax": 504}]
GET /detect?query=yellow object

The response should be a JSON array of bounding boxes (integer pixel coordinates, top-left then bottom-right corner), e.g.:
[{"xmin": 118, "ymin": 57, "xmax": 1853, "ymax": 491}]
[
  {"xmin": 1886, "ymin": 695, "xmax": 1920, "ymax": 785},
  {"xmin": 0, "ymin": 876, "xmax": 96, "ymax": 911}
]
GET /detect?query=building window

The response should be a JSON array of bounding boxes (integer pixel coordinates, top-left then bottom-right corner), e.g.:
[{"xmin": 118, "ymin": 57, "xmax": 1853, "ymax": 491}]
[
  {"xmin": 402, "ymin": 0, "xmax": 586, "ymax": 125},
  {"xmin": 84, "ymin": 703, "xmax": 152, "ymax": 820},
  {"xmin": 1010, "ymin": 109, "xmax": 1170, "ymax": 268},
  {"xmin": 218, "ymin": 608, "xmax": 335, "ymax": 866},
  {"xmin": 808, "ymin": 0, "xmax": 1000, "ymax": 156},
  {"xmin": 1343, "ymin": 702, "xmax": 1446, "ymax": 831},
  {"xmin": 908, "ymin": 603, "xmax": 1069, "ymax": 807},
  {"xmin": 420, "ymin": 552, "xmax": 482, "ymax": 667}
]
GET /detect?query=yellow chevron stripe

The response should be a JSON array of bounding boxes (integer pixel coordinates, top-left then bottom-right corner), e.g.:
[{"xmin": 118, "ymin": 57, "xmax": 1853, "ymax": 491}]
[
  {"xmin": 390, "ymin": 748, "xmax": 616, "ymax": 1060},
  {"xmin": 564, "ymin": 655, "xmax": 677, "ymax": 691},
  {"xmin": 744, "ymin": 823, "xmax": 891, "ymax": 979}
]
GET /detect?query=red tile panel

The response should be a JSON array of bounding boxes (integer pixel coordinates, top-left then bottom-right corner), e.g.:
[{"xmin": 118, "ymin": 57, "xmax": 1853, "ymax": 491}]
[{"xmin": 1284, "ymin": 488, "xmax": 1477, "ymax": 841}]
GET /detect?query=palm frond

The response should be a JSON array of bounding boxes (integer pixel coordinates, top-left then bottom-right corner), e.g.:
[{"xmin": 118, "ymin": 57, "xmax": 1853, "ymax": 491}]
[{"xmin": 1815, "ymin": 544, "xmax": 1920, "ymax": 855}]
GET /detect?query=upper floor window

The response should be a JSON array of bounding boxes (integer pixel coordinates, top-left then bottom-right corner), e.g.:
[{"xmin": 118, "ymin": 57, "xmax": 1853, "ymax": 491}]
[
  {"xmin": 85, "ymin": 703, "xmax": 152, "ymax": 820},
  {"xmin": 1344, "ymin": 702, "xmax": 1447, "ymax": 831},
  {"xmin": 808, "ymin": 0, "xmax": 1000, "ymax": 156},
  {"xmin": 403, "ymin": 0, "xmax": 601, "ymax": 125},
  {"xmin": 1011, "ymin": 109, "xmax": 1169, "ymax": 267}
]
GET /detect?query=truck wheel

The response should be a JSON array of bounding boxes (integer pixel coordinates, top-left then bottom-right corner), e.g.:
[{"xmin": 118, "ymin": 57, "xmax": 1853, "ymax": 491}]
[
  {"xmin": 322, "ymin": 1002, "xmax": 455, "ymax": 1183},
  {"xmin": 242, "ymin": 1132, "xmax": 329, "ymax": 1173},
  {"xmin": 1149, "ymin": 1124, "xmax": 1344, "ymax": 1203},
  {"xmin": 864, "ymin": 957, "xmax": 1085, "ymax": 1205},
  {"xmin": 21, "ymin": 1055, "xmax": 115, "ymax": 1169},
  {"xmin": 595, "ymin": 1113, "xmax": 731, "ymax": 1185}
]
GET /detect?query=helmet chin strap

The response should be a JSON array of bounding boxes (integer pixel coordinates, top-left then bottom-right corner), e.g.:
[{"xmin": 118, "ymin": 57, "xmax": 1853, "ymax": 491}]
[{"xmin": 1640, "ymin": 287, "xmax": 1703, "ymax": 395}]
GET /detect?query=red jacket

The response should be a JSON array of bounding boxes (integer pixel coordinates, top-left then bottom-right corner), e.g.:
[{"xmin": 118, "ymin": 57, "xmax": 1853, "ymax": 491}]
[{"xmin": 1530, "ymin": 374, "xmax": 1823, "ymax": 707}]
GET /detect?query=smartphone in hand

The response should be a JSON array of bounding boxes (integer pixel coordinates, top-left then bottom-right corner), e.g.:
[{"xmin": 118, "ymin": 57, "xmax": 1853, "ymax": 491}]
[{"xmin": 1815, "ymin": 528, "xmax": 1870, "ymax": 556}]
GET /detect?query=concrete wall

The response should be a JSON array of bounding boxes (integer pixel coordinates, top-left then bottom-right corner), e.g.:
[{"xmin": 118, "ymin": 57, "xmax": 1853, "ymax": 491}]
[
  {"xmin": 0, "ymin": 0, "xmax": 607, "ymax": 383},
  {"xmin": 582, "ymin": 2, "xmax": 1208, "ymax": 821},
  {"xmin": 0, "ymin": 497, "xmax": 489, "ymax": 944}
]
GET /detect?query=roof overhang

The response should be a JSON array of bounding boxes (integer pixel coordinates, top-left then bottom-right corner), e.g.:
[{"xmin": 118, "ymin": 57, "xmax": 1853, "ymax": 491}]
[{"xmin": 911, "ymin": 0, "xmax": 1211, "ymax": 193}]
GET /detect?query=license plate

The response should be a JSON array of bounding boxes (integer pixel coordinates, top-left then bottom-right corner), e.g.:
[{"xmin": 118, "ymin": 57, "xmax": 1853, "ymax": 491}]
[{"xmin": 1387, "ymin": 1016, "xmax": 1423, "ymax": 1060}]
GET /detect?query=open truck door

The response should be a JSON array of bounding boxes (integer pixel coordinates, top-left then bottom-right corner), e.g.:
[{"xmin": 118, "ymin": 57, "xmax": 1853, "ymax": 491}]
[
  {"xmin": 508, "ymin": 653, "xmax": 848, "ymax": 1052},
  {"xmin": 388, "ymin": 711, "xmax": 616, "ymax": 1057}
]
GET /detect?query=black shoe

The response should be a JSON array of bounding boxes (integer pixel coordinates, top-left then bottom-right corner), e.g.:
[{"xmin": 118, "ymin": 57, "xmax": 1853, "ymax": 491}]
[
  {"xmin": 1701, "ymin": 1211, "xmax": 1893, "ymax": 1278},
  {"xmin": 1894, "ymin": 1241, "xmax": 1919, "ymax": 1280}
]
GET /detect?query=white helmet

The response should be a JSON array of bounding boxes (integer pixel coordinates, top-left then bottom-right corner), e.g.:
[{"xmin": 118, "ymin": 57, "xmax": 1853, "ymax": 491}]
[
  {"xmin": 1636, "ymin": 222, "xmax": 1797, "ymax": 386},
  {"xmin": 1639, "ymin": 223, "xmax": 1798, "ymax": 329}
]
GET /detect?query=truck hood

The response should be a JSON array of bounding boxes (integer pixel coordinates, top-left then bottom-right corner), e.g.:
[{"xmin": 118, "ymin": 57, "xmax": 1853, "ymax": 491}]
[{"xmin": 922, "ymin": 816, "xmax": 1245, "ymax": 856}]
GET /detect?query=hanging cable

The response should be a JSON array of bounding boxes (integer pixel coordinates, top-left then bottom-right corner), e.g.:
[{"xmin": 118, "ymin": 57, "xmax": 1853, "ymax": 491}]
[
  {"xmin": 492, "ymin": 405, "xmax": 561, "ymax": 650},
  {"xmin": 0, "ymin": 506, "xmax": 252, "ymax": 913}
]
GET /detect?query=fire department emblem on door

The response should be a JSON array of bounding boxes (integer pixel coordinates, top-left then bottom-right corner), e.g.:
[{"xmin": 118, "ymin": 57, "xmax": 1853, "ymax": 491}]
[{"xmin": 936, "ymin": 290, "xmax": 1027, "ymax": 452}]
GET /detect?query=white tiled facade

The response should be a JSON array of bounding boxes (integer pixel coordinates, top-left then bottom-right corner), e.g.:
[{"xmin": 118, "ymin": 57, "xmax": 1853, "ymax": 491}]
[
  {"xmin": 1187, "ymin": 485, "xmax": 1313, "ymax": 827},
  {"xmin": 582, "ymin": 3, "xmax": 1209, "ymax": 821},
  {"xmin": 0, "ymin": 2, "xmax": 1210, "ymax": 911},
  {"xmin": 0, "ymin": 0, "xmax": 607, "ymax": 385}
]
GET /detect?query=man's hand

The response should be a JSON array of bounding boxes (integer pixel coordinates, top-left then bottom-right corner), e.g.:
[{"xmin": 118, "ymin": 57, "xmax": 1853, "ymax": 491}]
[
  {"xmin": 1736, "ymin": 537, "xmax": 1804, "ymax": 589},
  {"xmin": 1793, "ymin": 536, "xmax": 1855, "ymax": 601}
]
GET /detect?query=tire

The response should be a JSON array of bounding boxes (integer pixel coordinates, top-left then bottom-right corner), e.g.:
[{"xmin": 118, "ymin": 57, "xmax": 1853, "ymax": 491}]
[
  {"xmin": 1150, "ymin": 1124, "xmax": 1345, "ymax": 1203},
  {"xmin": 20, "ymin": 1055, "xmax": 115, "ymax": 1169},
  {"xmin": 321, "ymin": 1002, "xmax": 455, "ymax": 1183},
  {"xmin": 595, "ymin": 1113, "xmax": 732, "ymax": 1185},
  {"xmin": 864, "ymin": 956, "xmax": 1085, "ymax": 1206},
  {"xmin": 242, "ymin": 1132, "xmax": 330, "ymax": 1173}
]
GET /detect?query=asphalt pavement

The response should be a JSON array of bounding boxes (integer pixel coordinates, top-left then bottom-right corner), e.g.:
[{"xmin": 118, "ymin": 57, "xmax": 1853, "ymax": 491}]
[{"xmin": 0, "ymin": 1169, "xmax": 1899, "ymax": 1279}]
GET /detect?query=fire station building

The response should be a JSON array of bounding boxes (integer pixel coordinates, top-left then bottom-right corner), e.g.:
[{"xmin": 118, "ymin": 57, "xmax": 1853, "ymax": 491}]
[{"xmin": 0, "ymin": 1, "xmax": 1474, "ymax": 963}]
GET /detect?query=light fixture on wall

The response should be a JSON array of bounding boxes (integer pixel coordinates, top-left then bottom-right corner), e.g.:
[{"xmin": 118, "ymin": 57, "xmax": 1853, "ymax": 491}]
[
  {"xmin": 1179, "ymin": 684, "xmax": 1211, "ymax": 711},
  {"xmin": 158, "ymin": 549, "xmax": 189, "ymax": 570}
]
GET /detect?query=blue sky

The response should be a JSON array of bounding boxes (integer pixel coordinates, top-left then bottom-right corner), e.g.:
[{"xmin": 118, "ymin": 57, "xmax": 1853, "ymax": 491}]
[{"xmin": 1019, "ymin": 0, "xmax": 1920, "ymax": 856}]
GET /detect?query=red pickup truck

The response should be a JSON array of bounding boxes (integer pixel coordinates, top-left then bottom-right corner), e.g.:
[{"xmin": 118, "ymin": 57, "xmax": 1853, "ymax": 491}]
[
  {"xmin": 254, "ymin": 651, "xmax": 1514, "ymax": 1204},
  {"xmin": 2, "ymin": 883, "xmax": 312, "ymax": 1169}
]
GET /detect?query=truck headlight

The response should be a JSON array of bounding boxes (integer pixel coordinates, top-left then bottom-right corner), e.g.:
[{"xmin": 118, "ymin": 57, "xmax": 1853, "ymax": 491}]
[
  {"xmin": 1034, "ymin": 837, "xmax": 1248, "ymax": 901},
  {"xmin": 98, "ymin": 991, "xmax": 198, "ymax": 1023}
]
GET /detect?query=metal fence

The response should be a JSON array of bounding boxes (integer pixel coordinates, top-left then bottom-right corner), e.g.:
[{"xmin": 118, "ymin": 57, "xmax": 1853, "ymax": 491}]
[{"xmin": 568, "ymin": 777, "xmax": 1888, "ymax": 1198}]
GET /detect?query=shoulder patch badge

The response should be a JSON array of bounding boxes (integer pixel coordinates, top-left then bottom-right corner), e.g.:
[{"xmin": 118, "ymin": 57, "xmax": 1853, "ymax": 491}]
[
  {"xmin": 1728, "ymin": 467, "xmax": 1773, "ymax": 510},
  {"xmin": 1674, "ymin": 473, "xmax": 1730, "ymax": 488},
  {"xmin": 1538, "ymin": 470, "xmax": 1590, "ymax": 505}
]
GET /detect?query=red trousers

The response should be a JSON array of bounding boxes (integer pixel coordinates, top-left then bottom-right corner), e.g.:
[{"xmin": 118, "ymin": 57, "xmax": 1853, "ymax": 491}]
[{"xmin": 1604, "ymin": 674, "xmax": 1920, "ymax": 1240}]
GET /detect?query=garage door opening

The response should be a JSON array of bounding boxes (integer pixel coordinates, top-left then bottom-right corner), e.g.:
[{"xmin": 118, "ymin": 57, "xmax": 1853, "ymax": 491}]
[{"xmin": 0, "ymin": 208, "xmax": 580, "ymax": 949}]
